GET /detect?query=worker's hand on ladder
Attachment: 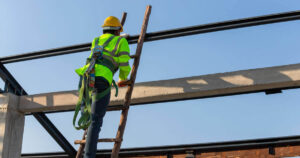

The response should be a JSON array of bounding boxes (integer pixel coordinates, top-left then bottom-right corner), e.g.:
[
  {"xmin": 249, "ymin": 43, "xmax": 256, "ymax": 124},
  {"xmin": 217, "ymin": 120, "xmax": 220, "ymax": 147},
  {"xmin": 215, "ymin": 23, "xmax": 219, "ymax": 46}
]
[{"xmin": 117, "ymin": 79, "xmax": 131, "ymax": 87}]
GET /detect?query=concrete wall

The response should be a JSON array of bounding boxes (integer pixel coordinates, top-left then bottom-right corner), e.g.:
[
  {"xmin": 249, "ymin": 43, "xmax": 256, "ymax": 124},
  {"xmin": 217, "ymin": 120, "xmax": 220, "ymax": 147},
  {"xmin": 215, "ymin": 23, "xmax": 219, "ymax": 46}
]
[
  {"xmin": 0, "ymin": 93, "xmax": 24, "ymax": 158},
  {"xmin": 19, "ymin": 63, "xmax": 300, "ymax": 113}
]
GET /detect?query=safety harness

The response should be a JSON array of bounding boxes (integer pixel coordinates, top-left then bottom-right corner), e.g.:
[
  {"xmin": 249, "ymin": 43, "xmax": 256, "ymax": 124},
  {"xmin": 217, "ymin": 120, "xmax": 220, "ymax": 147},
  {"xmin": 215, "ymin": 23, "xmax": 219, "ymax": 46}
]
[{"xmin": 73, "ymin": 36, "xmax": 119, "ymax": 130}]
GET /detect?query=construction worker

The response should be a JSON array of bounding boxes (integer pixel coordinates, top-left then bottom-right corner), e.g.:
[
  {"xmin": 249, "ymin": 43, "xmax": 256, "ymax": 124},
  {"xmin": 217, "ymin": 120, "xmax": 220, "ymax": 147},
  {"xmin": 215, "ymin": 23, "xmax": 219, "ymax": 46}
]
[{"xmin": 75, "ymin": 16, "xmax": 131, "ymax": 158}]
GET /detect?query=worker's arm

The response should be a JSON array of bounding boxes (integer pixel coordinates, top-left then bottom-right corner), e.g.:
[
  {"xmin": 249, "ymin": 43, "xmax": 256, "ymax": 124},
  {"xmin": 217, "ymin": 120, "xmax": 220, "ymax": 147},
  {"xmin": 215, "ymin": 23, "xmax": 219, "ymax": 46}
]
[{"xmin": 117, "ymin": 37, "xmax": 131, "ymax": 82}]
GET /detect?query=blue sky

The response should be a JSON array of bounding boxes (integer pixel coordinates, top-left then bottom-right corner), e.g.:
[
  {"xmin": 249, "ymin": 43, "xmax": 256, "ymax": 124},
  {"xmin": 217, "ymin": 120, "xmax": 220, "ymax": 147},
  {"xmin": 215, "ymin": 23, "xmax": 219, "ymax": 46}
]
[{"xmin": 1, "ymin": 0, "xmax": 300, "ymax": 153}]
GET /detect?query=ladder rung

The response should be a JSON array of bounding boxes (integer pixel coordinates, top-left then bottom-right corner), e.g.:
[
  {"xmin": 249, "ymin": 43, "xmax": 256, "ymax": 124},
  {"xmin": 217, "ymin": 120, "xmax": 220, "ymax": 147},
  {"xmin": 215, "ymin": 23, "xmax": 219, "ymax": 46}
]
[
  {"xmin": 130, "ymin": 55, "xmax": 138, "ymax": 59},
  {"xmin": 108, "ymin": 105, "xmax": 129, "ymax": 111},
  {"xmin": 121, "ymin": 106, "xmax": 129, "ymax": 110},
  {"xmin": 98, "ymin": 138, "xmax": 122, "ymax": 142},
  {"xmin": 74, "ymin": 138, "xmax": 122, "ymax": 144}
]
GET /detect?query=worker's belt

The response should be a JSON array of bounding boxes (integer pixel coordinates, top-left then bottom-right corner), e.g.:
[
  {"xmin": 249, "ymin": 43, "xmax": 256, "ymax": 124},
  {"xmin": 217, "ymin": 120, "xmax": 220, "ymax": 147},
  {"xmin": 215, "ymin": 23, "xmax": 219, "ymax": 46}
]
[{"xmin": 86, "ymin": 57, "xmax": 118, "ymax": 74}]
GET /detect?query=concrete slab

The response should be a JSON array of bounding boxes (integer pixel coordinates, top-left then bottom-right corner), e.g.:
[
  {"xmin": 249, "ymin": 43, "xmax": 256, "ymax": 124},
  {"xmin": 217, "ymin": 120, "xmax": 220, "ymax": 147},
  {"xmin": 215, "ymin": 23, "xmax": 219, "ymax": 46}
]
[
  {"xmin": 0, "ymin": 93, "xmax": 24, "ymax": 158},
  {"xmin": 19, "ymin": 63, "xmax": 300, "ymax": 113}
]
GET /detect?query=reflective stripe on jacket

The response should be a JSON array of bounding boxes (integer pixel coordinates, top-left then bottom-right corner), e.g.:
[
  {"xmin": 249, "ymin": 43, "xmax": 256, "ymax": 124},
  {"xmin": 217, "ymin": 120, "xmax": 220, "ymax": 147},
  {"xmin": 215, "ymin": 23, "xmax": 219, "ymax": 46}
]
[{"xmin": 75, "ymin": 33, "xmax": 131, "ymax": 84}]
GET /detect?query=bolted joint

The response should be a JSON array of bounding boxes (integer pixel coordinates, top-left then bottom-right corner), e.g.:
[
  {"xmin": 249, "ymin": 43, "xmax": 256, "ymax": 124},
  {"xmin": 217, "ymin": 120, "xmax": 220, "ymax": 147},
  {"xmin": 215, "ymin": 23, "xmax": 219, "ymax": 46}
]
[{"xmin": 186, "ymin": 150, "xmax": 195, "ymax": 158}]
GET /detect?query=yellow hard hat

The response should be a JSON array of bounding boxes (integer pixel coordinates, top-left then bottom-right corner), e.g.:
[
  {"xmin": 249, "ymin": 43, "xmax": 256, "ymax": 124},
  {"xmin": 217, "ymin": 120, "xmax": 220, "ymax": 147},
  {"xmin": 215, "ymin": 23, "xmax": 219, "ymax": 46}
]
[{"xmin": 102, "ymin": 16, "xmax": 123, "ymax": 32}]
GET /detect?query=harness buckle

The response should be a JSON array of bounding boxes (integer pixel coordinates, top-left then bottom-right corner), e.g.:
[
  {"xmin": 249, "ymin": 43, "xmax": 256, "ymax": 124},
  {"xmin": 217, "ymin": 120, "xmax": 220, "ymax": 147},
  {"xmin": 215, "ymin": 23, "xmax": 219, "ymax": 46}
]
[{"xmin": 92, "ymin": 45, "xmax": 104, "ymax": 59}]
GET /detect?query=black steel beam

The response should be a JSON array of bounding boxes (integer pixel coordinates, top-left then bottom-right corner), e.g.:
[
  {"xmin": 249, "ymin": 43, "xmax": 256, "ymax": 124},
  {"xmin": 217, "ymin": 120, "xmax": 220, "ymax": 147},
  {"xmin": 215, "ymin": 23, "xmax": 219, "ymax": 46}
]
[
  {"xmin": 1, "ymin": 10, "xmax": 300, "ymax": 64},
  {"xmin": 0, "ymin": 62, "xmax": 76, "ymax": 157},
  {"xmin": 21, "ymin": 134, "xmax": 300, "ymax": 158},
  {"xmin": 33, "ymin": 112, "xmax": 77, "ymax": 157},
  {"xmin": 0, "ymin": 62, "xmax": 26, "ymax": 95}
]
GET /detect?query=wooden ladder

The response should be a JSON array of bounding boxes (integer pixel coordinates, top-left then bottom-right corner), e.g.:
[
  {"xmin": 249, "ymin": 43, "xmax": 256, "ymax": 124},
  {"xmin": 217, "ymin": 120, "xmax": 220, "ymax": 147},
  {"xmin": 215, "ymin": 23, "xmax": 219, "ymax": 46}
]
[{"xmin": 74, "ymin": 5, "xmax": 152, "ymax": 158}]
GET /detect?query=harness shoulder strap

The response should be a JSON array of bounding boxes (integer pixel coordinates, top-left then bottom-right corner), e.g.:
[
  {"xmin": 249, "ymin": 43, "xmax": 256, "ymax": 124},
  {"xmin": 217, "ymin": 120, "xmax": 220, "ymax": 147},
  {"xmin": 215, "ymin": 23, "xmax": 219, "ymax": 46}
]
[
  {"xmin": 94, "ymin": 37, "xmax": 99, "ymax": 47},
  {"xmin": 98, "ymin": 35, "xmax": 115, "ymax": 47}
]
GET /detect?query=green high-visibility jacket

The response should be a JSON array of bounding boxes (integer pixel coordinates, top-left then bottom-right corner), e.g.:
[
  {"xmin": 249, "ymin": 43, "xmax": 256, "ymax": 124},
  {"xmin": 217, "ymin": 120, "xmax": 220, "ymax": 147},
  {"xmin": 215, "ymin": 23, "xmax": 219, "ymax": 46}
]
[{"xmin": 75, "ymin": 33, "xmax": 131, "ymax": 84}]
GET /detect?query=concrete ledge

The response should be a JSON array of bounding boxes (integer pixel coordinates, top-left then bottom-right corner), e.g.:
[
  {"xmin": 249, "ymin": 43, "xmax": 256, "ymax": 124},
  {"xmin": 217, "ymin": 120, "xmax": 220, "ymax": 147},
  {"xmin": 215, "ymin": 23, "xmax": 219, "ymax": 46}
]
[
  {"xmin": 19, "ymin": 63, "xmax": 300, "ymax": 113},
  {"xmin": 0, "ymin": 93, "xmax": 24, "ymax": 158}
]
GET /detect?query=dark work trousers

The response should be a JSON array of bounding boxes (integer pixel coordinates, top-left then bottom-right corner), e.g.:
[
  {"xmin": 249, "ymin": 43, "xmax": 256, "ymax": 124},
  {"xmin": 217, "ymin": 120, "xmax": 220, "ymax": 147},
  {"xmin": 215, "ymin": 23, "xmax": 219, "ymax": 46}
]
[{"xmin": 83, "ymin": 77, "xmax": 111, "ymax": 158}]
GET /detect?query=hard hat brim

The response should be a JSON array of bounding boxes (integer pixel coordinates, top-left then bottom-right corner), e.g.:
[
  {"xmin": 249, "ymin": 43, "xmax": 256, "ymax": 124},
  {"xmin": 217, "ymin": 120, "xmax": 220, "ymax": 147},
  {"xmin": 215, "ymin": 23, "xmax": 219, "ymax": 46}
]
[{"xmin": 102, "ymin": 26, "xmax": 123, "ymax": 32}]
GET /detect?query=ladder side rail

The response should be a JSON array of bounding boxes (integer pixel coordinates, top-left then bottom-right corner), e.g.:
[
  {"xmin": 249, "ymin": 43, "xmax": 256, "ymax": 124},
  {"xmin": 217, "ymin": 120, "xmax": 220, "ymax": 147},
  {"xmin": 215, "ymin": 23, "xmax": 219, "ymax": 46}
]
[{"xmin": 111, "ymin": 5, "xmax": 152, "ymax": 158}]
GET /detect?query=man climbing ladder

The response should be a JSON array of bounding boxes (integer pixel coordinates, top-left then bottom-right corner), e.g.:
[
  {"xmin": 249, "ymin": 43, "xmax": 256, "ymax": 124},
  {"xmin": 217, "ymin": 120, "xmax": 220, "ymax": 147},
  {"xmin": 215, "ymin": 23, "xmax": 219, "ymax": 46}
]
[
  {"xmin": 74, "ymin": 15, "xmax": 131, "ymax": 158},
  {"xmin": 74, "ymin": 5, "xmax": 151, "ymax": 158}
]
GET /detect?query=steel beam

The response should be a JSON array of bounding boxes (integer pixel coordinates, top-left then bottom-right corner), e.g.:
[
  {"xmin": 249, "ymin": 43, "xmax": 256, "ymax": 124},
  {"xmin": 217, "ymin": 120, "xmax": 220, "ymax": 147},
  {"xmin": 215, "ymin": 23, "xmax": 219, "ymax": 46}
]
[
  {"xmin": 0, "ymin": 62, "xmax": 26, "ymax": 95},
  {"xmin": 1, "ymin": 10, "xmax": 300, "ymax": 64},
  {"xmin": 21, "ymin": 135, "xmax": 300, "ymax": 158},
  {"xmin": 33, "ymin": 112, "xmax": 76, "ymax": 157},
  {"xmin": 0, "ymin": 62, "xmax": 76, "ymax": 157}
]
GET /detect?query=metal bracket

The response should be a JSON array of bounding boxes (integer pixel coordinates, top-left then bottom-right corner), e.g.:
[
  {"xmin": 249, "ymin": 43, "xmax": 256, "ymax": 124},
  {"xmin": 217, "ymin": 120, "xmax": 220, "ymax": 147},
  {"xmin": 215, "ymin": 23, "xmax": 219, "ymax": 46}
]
[
  {"xmin": 186, "ymin": 150, "xmax": 195, "ymax": 158},
  {"xmin": 265, "ymin": 89, "xmax": 282, "ymax": 95},
  {"xmin": 167, "ymin": 153, "xmax": 173, "ymax": 158},
  {"xmin": 269, "ymin": 146, "xmax": 275, "ymax": 155}
]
